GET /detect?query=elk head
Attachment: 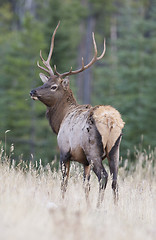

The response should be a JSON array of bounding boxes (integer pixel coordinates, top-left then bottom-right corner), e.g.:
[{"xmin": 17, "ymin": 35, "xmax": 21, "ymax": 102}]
[{"xmin": 30, "ymin": 21, "xmax": 106, "ymax": 107}]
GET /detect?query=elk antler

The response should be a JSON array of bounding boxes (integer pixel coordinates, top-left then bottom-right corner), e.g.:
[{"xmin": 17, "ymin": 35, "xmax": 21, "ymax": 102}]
[
  {"xmin": 54, "ymin": 32, "xmax": 106, "ymax": 78},
  {"xmin": 37, "ymin": 21, "xmax": 60, "ymax": 76},
  {"xmin": 37, "ymin": 22, "xmax": 106, "ymax": 78}
]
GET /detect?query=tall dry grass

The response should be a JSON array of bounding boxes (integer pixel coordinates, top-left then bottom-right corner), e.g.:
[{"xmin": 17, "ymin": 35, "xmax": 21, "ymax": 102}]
[{"xmin": 0, "ymin": 144, "xmax": 156, "ymax": 240}]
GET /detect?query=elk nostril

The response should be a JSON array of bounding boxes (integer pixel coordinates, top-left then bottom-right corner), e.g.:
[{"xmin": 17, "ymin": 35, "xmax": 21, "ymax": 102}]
[{"xmin": 30, "ymin": 89, "xmax": 37, "ymax": 96}]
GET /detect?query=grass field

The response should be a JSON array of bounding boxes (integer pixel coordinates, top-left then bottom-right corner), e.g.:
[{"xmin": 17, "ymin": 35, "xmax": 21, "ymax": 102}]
[{"xmin": 0, "ymin": 146, "xmax": 156, "ymax": 240}]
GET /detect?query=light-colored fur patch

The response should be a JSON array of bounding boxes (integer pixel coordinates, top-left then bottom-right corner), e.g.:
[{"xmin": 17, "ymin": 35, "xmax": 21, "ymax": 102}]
[
  {"xmin": 93, "ymin": 105, "xmax": 125, "ymax": 152},
  {"xmin": 93, "ymin": 105, "xmax": 125, "ymax": 129}
]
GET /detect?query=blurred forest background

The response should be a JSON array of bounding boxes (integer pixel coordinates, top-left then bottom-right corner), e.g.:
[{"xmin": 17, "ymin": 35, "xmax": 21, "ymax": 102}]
[{"xmin": 0, "ymin": 0, "xmax": 156, "ymax": 165}]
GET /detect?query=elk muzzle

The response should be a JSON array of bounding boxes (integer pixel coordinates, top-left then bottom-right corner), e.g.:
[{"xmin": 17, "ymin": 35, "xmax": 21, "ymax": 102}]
[{"xmin": 30, "ymin": 89, "xmax": 39, "ymax": 100}]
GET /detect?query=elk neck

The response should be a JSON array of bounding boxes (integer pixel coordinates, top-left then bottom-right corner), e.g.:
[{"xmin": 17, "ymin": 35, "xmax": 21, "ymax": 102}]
[{"xmin": 46, "ymin": 89, "xmax": 77, "ymax": 134}]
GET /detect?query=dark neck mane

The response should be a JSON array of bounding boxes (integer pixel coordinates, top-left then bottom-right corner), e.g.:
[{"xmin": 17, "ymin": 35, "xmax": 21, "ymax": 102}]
[{"xmin": 46, "ymin": 89, "xmax": 77, "ymax": 134}]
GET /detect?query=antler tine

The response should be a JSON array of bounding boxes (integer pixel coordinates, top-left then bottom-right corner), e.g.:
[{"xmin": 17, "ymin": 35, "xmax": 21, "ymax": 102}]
[
  {"xmin": 37, "ymin": 61, "xmax": 50, "ymax": 73},
  {"xmin": 47, "ymin": 21, "xmax": 60, "ymax": 64},
  {"xmin": 54, "ymin": 65, "xmax": 59, "ymax": 76},
  {"xmin": 57, "ymin": 32, "xmax": 106, "ymax": 78},
  {"xmin": 97, "ymin": 38, "xmax": 106, "ymax": 60},
  {"xmin": 79, "ymin": 32, "xmax": 98, "ymax": 69},
  {"xmin": 92, "ymin": 32, "xmax": 98, "ymax": 58},
  {"xmin": 37, "ymin": 21, "xmax": 60, "ymax": 76},
  {"xmin": 81, "ymin": 57, "xmax": 84, "ymax": 69}
]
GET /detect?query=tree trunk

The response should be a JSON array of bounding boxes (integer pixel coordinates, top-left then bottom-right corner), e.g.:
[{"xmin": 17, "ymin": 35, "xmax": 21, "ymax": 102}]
[
  {"xmin": 76, "ymin": 22, "xmax": 85, "ymax": 103},
  {"xmin": 76, "ymin": 0, "xmax": 95, "ymax": 104},
  {"xmin": 110, "ymin": 14, "xmax": 117, "ymax": 96},
  {"xmin": 83, "ymin": 5, "xmax": 95, "ymax": 104}
]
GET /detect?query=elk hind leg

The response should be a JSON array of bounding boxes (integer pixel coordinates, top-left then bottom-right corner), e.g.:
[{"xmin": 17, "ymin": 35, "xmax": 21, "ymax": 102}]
[
  {"xmin": 92, "ymin": 161, "xmax": 108, "ymax": 208},
  {"xmin": 83, "ymin": 164, "xmax": 91, "ymax": 204},
  {"xmin": 108, "ymin": 134, "xmax": 122, "ymax": 203}
]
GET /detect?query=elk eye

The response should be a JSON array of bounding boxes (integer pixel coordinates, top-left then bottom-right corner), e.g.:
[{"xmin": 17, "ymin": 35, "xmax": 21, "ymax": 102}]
[{"xmin": 51, "ymin": 85, "xmax": 58, "ymax": 91}]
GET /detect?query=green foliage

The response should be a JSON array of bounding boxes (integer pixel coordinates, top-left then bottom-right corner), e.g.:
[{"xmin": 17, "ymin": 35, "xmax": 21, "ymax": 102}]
[
  {"xmin": 0, "ymin": 0, "xmax": 85, "ymax": 165},
  {"xmin": 92, "ymin": 0, "xmax": 156, "ymax": 156},
  {"xmin": 0, "ymin": 0, "xmax": 156, "ymax": 164},
  {"xmin": 43, "ymin": 0, "xmax": 85, "ymax": 72}
]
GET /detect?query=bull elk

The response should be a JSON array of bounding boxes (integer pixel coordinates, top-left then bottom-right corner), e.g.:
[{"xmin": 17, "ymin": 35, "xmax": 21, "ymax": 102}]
[{"xmin": 30, "ymin": 22, "xmax": 125, "ymax": 206}]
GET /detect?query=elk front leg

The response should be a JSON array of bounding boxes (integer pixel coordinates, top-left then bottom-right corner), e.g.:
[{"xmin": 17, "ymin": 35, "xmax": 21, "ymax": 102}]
[
  {"xmin": 108, "ymin": 134, "xmax": 122, "ymax": 204},
  {"xmin": 83, "ymin": 164, "xmax": 91, "ymax": 204},
  {"xmin": 60, "ymin": 152, "xmax": 70, "ymax": 199}
]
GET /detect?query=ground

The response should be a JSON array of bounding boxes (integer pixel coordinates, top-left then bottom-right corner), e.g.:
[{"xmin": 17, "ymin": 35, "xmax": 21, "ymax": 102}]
[{"xmin": 0, "ymin": 150, "xmax": 155, "ymax": 240}]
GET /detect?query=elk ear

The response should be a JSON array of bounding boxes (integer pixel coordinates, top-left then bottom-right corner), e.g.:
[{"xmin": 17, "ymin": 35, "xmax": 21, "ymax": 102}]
[
  {"xmin": 62, "ymin": 77, "xmax": 69, "ymax": 90},
  {"xmin": 39, "ymin": 73, "xmax": 49, "ymax": 83}
]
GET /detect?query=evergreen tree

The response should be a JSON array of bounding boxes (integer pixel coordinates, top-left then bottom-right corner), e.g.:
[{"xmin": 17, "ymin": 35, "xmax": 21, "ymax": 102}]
[
  {"xmin": 0, "ymin": 0, "xmax": 155, "ymax": 164},
  {"xmin": 92, "ymin": 0, "xmax": 156, "ymax": 156},
  {"xmin": 3, "ymin": 14, "xmax": 57, "ymax": 162}
]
